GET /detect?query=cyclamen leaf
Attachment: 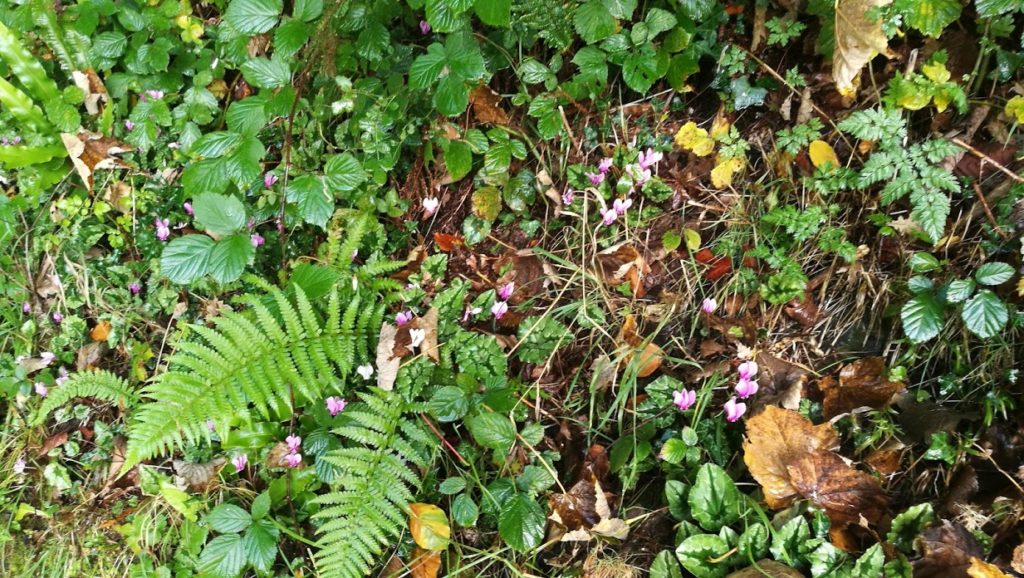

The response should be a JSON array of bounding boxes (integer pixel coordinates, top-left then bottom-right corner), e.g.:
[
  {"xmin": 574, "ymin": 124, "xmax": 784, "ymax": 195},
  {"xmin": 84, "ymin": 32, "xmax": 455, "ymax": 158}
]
[
  {"xmin": 675, "ymin": 533, "xmax": 730, "ymax": 578},
  {"xmin": 225, "ymin": 0, "xmax": 282, "ymax": 35},
  {"xmin": 688, "ymin": 463, "xmax": 741, "ymax": 531}
]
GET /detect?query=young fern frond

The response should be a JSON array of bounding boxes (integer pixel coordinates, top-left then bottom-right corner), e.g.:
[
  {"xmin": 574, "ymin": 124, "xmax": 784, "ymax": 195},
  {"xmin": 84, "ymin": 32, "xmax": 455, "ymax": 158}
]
[
  {"xmin": 123, "ymin": 280, "xmax": 383, "ymax": 471},
  {"xmin": 313, "ymin": 388, "xmax": 436, "ymax": 578},
  {"xmin": 32, "ymin": 369, "xmax": 136, "ymax": 425}
]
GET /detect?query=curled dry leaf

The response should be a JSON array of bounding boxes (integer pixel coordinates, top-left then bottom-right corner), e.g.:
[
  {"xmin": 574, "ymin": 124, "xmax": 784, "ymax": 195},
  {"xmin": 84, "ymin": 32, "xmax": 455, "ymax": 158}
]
[
  {"xmin": 76, "ymin": 342, "xmax": 106, "ymax": 370},
  {"xmin": 376, "ymin": 323, "xmax": 401, "ymax": 392},
  {"xmin": 412, "ymin": 308, "xmax": 440, "ymax": 362},
  {"xmin": 469, "ymin": 85, "xmax": 510, "ymax": 125},
  {"xmin": 71, "ymin": 69, "xmax": 108, "ymax": 115},
  {"xmin": 596, "ymin": 243, "xmax": 650, "ymax": 297},
  {"xmin": 822, "ymin": 357, "xmax": 904, "ymax": 418},
  {"xmin": 783, "ymin": 292, "xmax": 820, "ymax": 328},
  {"xmin": 726, "ymin": 560, "xmax": 804, "ymax": 578},
  {"xmin": 61, "ymin": 132, "xmax": 133, "ymax": 192},
  {"xmin": 549, "ymin": 478, "xmax": 629, "ymax": 542},
  {"xmin": 616, "ymin": 314, "xmax": 663, "ymax": 378},
  {"xmin": 1012, "ymin": 543, "xmax": 1024, "ymax": 574},
  {"xmin": 173, "ymin": 458, "xmax": 227, "ymax": 491},
  {"xmin": 913, "ymin": 520, "xmax": 983, "ymax": 578},
  {"xmin": 37, "ymin": 431, "xmax": 69, "ymax": 457},
  {"xmin": 833, "ymin": 0, "xmax": 892, "ymax": 96},
  {"xmin": 742, "ymin": 406, "xmax": 840, "ymax": 509},
  {"xmin": 787, "ymin": 450, "xmax": 889, "ymax": 527}
]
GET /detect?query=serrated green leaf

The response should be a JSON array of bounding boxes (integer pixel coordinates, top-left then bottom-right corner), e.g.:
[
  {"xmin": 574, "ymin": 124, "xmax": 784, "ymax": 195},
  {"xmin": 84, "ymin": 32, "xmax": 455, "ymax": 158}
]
[
  {"xmin": 193, "ymin": 192, "xmax": 247, "ymax": 236},
  {"xmin": 901, "ymin": 292, "xmax": 944, "ymax": 343},
  {"xmin": 574, "ymin": 0, "xmax": 616, "ymax": 43},
  {"xmin": 324, "ymin": 153, "xmax": 366, "ymax": 192},
  {"xmin": 644, "ymin": 7, "xmax": 677, "ymax": 35},
  {"xmin": 945, "ymin": 278, "xmax": 975, "ymax": 303},
  {"xmin": 435, "ymin": 74, "xmax": 471, "ymax": 116},
  {"xmin": 250, "ymin": 492, "xmax": 272, "ymax": 521},
  {"xmin": 975, "ymin": 0, "xmax": 1019, "ymax": 18},
  {"xmin": 445, "ymin": 141, "xmax": 473, "ymax": 181},
  {"xmin": 241, "ymin": 56, "xmax": 291, "ymax": 89},
  {"xmin": 207, "ymin": 234, "xmax": 255, "ymax": 284},
  {"xmin": 292, "ymin": 0, "xmax": 322, "ymax": 21},
  {"xmin": 226, "ymin": 97, "xmax": 268, "ymax": 136},
  {"xmin": 91, "ymin": 31, "xmax": 126, "ymax": 58},
  {"xmin": 439, "ymin": 477, "xmax": 467, "ymax": 495},
  {"xmin": 909, "ymin": 187, "xmax": 950, "ymax": 243},
  {"xmin": 243, "ymin": 519, "xmax": 279, "ymax": 574},
  {"xmin": 602, "ymin": 0, "xmax": 636, "ymax": 18},
  {"xmin": 225, "ymin": 0, "xmax": 282, "ymax": 35},
  {"xmin": 526, "ymin": 94, "xmax": 562, "ymax": 140},
  {"xmin": 498, "ymin": 494, "xmax": 545, "ymax": 551},
  {"xmin": 519, "ymin": 58, "xmax": 552, "ymax": 84},
  {"xmin": 160, "ymin": 235, "xmax": 216, "ymax": 284},
  {"xmin": 426, "ymin": 386, "xmax": 471, "ymax": 422},
  {"xmin": 199, "ymin": 534, "xmax": 247, "ymax": 578},
  {"xmin": 474, "ymin": 0, "xmax": 510, "ymax": 27},
  {"xmin": 189, "ymin": 132, "xmax": 242, "ymax": 159},
  {"xmin": 208, "ymin": 503, "xmax": 252, "ymax": 533},
  {"xmin": 898, "ymin": 0, "xmax": 961, "ymax": 38},
  {"xmin": 452, "ymin": 493, "xmax": 479, "ymax": 527},
  {"xmin": 572, "ymin": 46, "xmax": 608, "ymax": 86},
  {"xmin": 273, "ymin": 18, "xmax": 310, "ymax": 57},
  {"xmin": 974, "ymin": 262, "xmax": 1015, "ymax": 286},
  {"xmin": 961, "ymin": 289, "xmax": 1008, "ymax": 339},
  {"xmin": 622, "ymin": 43, "xmax": 662, "ymax": 93},
  {"xmin": 466, "ymin": 412, "xmax": 516, "ymax": 453},
  {"xmin": 286, "ymin": 175, "xmax": 332, "ymax": 228}
]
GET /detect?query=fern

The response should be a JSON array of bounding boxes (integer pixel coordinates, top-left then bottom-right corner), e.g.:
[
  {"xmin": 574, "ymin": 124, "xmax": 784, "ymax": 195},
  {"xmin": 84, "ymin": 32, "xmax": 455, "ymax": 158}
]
[
  {"xmin": 123, "ymin": 278, "xmax": 383, "ymax": 470},
  {"xmin": 313, "ymin": 387, "xmax": 436, "ymax": 578},
  {"xmin": 32, "ymin": 369, "xmax": 137, "ymax": 425}
]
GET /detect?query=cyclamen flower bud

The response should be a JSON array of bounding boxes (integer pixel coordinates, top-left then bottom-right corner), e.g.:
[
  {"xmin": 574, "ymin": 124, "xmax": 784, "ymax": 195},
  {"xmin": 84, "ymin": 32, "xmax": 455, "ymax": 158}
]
[{"xmin": 672, "ymin": 389, "xmax": 696, "ymax": 411}]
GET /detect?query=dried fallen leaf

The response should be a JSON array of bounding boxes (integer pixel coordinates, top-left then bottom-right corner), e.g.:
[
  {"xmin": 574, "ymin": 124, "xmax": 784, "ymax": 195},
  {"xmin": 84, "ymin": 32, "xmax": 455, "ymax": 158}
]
[
  {"xmin": 633, "ymin": 342, "xmax": 663, "ymax": 378},
  {"xmin": 913, "ymin": 520, "xmax": 983, "ymax": 578},
  {"xmin": 173, "ymin": 458, "xmax": 227, "ymax": 491},
  {"xmin": 783, "ymin": 292, "xmax": 820, "ymax": 328},
  {"xmin": 90, "ymin": 320, "xmax": 112, "ymax": 342},
  {"xmin": 76, "ymin": 342, "xmax": 105, "ymax": 370},
  {"xmin": 1012, "ymin": 543, "xmax": 1024, "ymax": 574},
  {"xmin": 809, "ymin": 140, "xmax": 840, "ymax": 170},
  {"xmin": 596, "ymin": 244, "xmax": 650, "ymax": 297},
  {"xmin": 743, "ymin": 406, "xmax": 840, "ymax": 509},
  {"xmin": 616, "ymin": 314, "xmax": 663, "ymax": 377},
  {"xmin": 412, "ymin": 308, "xmax": 440, "ymax": 362},
  {"xmin": 469, "ymin": 85, "xmax": 510, "ymax": 125},
  {"xmin": 376, "ymin": 323, "xmax": 401, "ymax": 392},
  {"xmin": 787, "ymin": 450, "xmax": 889, "ymax": 527},
  {"xmin": 967, "ymin": 557, "xmax": 1011, "ymax": 578},
  {"xmin": 726, "ymin": 560, "xmax": 804, "ymax": 577},
  {"xmin": 37, "ymin": 431, "xmax": 69, "ymax": 457},
  {"xmin": 833, "ymin": 0, "xmax": 892, "ymax": 96},
  {"xmin": 71, "ymin": 69, "xmax": 108, "ymax": 115},
  {"xmin": 266, "ymin": 442, "xmax": 302, "ymax": 469},
  {"xmin": 432, "ymin": 232, "xmax": 463, "ymax": 252},
  {"xmin": 410, "ymin": 548, "xmax": 442, "ymax": 578},
  {"xmin": 61, "ymin": 132, "xmax": 132, "ymax": 192},
  {"xmin": 822, "ymin": 357, "xmax": 904, "ymax": 418},
  {"xmin": 549, "ymin": 478, "xmax": 629, "ymax": 542},
  {"xmin": 409, "ymin": 503, "xmax": 451, "ymax": 551}
]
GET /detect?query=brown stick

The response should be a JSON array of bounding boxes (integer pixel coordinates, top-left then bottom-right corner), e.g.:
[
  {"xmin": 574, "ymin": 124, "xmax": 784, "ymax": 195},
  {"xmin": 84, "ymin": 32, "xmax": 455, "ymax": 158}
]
[
  {"xmin": 952, "ymin": 137, "xmax": 1023, "ymax": 183},
  {"xmin": 419, "ymin": 413, "xmax": 468, "ymax": 465},
  {"xmin": 971, "ymin": 182, "xmax": 1011, "ymax": 239}
]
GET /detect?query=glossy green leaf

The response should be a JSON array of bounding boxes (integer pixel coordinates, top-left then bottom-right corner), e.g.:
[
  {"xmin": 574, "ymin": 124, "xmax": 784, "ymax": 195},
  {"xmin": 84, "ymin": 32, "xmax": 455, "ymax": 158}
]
[
  {"xmin": 974, "ymin": 262, "xmax": 1014, "ymax": 286},
  {"xmin": 498, "ymin": 493, "xmax": 545, "ymax": 551},
  {"xmin": 208, "ymin": 503, "xmax": 252, "ymax": 533},
  {"xmin": 225, "ymin": 0, "xmax": 282, "ymax": 35},
  {"xmin": 198, "ymin": 534, "xmax": 247, "ymax": 578},
  {"xmin": 961, "ymin": 289, "xmax": 1008, "ymax": 339},
  {"xmin": 160, "ymin": 235, "xmax": 216, "ymax": 284},
  {"xmin": 901, "ymin": 292, "xmax": 944, "ymax": 343},
  {"xmin": 687, "ymin": 463, "xmax": 741, "ymax": 532},
  {"xmin": 193, "ymin": 192, "xmax": 247, "ymax": 236}
]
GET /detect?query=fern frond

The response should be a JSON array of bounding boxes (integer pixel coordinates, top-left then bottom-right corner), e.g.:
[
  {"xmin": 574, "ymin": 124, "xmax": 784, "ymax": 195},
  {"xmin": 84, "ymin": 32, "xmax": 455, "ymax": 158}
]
[
  {"xmin": 33, "ymin": 369, "xmax": 136, "ymax": 425},
  {"xmin": 313, "ymin": 389, "xmax": 436, "ymax": 578},
  {"xmin": 123, "ymin": 282, "xmax": 378, "ymax": 471}
]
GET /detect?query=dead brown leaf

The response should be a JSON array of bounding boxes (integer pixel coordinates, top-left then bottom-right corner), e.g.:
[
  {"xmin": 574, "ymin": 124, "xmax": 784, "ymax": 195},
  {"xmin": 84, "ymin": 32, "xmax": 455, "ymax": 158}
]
[
  {"xmin": 726, "ymin": 560, "xmax": 804, "ymax": 577},
  {"xmin": 61, "ymin": 132, "xmax": 132, "ymax": 192},
  {"xmin": 410, "ymin": 548, "xmax": 442, "ymax": 578},
  {"xmin": 173, "ymin": 458, "xmax": 227, "ymax": 491},
  {"xmin": 71, "ymin": 69, "xmax": 108, "ymax": 115},
  {"xmin": 913, "ymin": 520, "xmax": 983, "ymax": 578},
  {"xmin": 469, "ymin": 85, "xmax": 509, "ymax": 125},
  {"xmin": 787, "ymin": 450, "xmax": 889, "ymax": 527},
  {"xmin": 783, "ymin": 292, "xmax": 819, "ymax": 328},
  {"xmin": 743, "ymin": 406, "xmax": 840, "ymax": 509},
  {"xmin": 821, "ymin": 357, "xmax": 904, "ymax": 418},
  {"xmin": 967, "ymin": 558, "xmax": 1011, "ymax": 578},
  {"xmin": 833, "ymin": 0, "xmax": 892, "ymax": 96},
  {"xmin": 616, "ymin": 314, "xmax": 663, "ymax": 377},
  {"xmin": 412, "ymin": 308, "xmax": 440, "ymax": 362},
  {"xmin": 549, "ymin": 478, "xmax": 629, "ymax": 542},
  {"xmin": 76, "ymin": 342, "xmax": 105, "ymax": 370},
  {"xmin": 1012, "ymin": 543, "xmax": 1024, "ymax": 574},
  {"xmin": 376, "ymin": 323, "xmax": 401, "ymax": 392},
  {"xmin": 266, "ymin": 441, "xmax": 302, "ymax": 469},
  {"xmin": 37, "ymin": 431, "xmax": 69, "ymax": 457},
  {"xmin": 596, "ymin": 244, "xmax": 650, "ymax": 297}
]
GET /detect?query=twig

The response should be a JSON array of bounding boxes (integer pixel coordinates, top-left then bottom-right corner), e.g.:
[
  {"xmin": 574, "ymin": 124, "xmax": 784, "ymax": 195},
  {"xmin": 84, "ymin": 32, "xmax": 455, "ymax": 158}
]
[
  {"xmin": 418, "ymin": 413, "xmax": 468, "ymax": 465},
  {"xmin": 971, "ymin": 182, "xmax": 1010, "ymax": 239},
  {"xmin": 952, "ymin": 137, "xmax": 1023, "ymax": 183}
]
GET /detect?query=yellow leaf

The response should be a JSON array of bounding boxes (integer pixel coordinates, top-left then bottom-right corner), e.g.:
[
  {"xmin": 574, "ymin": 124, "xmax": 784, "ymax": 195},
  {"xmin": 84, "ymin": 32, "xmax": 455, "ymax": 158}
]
[
  {"xmin": 683, "ymin": 228, "xmax": 701, "ymax": 252},
  {"xmin": 896, "ymin": 91, "xmax": 932, "ymax": 111},
  {"xmin": 1016, "ymin": 277, "xmax": 1024, "ymax": 297},
  {"xmin": 932, "ymin": 90, "xmax": 952, "ymax": 113},
  {"xmin": 967, "ymin": 558, "xmax": 1011, "ymax": 578},
  {"xmin": 833, "ymin": 0, "xmax": 892, "ymax": 96},
  {"xmin": 710, "ymin": 157, "xmax": 744, "ymax": 189},
  {"xmin": 922, "ymin": 61, "xmax": 951, "ymax": 83},
  {"xmin": 710, "ymin": 110, "xmax": 731, "ymax": 139},
  {"xmin": 408, "ymin": 503, "xmax": 450, "ymax": 551},
  {"xmin": 1005, "ymin": 95, "xmax": 1024, "ymax": 124},
  {"xmin": 808, "ymin": 140, "xmax": 840, "ymax": 170},
  {"xmin": 674, "ymin": 122, "xmax": 715, "ymax": 156}
]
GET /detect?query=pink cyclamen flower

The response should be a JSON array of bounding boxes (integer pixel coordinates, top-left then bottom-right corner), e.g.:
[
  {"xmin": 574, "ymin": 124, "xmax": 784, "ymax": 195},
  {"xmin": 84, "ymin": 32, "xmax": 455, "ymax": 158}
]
[
  {"xmin": 724, "ymin": 397, "xmax": 746, "ymax": 422},
  {"xmin": 673, "ymin": 389, "xmax": 696, "ymax": 411},
  {"xmin": 351, "ymin": 249, "xmax": 358, "ymax": 262},
  {"xmin": 55, "ymin": 367, "xmax": 69, "ymax": 386},
  {"xmin": 638, "ymin": 148, "xmax": 663, "ymax": 170},
  {"xmin": 612, "ymin": 197, "xmax": 632, "ymax": 216},
  {"xmin": 396, "ymin": 310, "xmax": 413, "ymax": 326},
  {"xmin": 498, "ymin": 282, "xmax": 515, "ymax": 301},
  {"xmin": 601, "ymin": 208, "xmax": 618, "ymax": 225},
  {"xmin": 462, "ymin": 306, "xmax": 482, "ymax": 322},
  {"xmin": 264, "ymin": 172, "xmax": 277, "ymax": 188},
  {"xmin": 326, "ymin": 396, "xmax": 347, "ymax": 416},
  {"xmin": 168, "ymin": 142, "xmax": 180, "ymax": 150},
  {"xmin": 285, "ymin": 435, "xmax": 301, "ymax": 453},
  {"xmin": 13, "ymin": 458, "xmax": 26, "ymax": 475},
  {"xmin": 419, "ymin": 20, "xmax": 431, "ymax": 35},
  {"xmin": 206, "ymin": 419, "xmax": 216, "ymax": 432},
  {"xmin": 183, "ymin": 202, "xmax": 193, "ymax": 215},
  {"xmin": 701, "ymin": 298, "xmax": 717, "ymax": 314},
  {"xmin": 40, "ymin": 352, "xmax": 55, "ymax": 366},
  {"xmin": 562, "ymin": 189, "xmax": 574, "ymax": 205},
  {"xmin": 52, "ymin": 312, "xmax": 63, "ymax": 324},
  {"xmin": 22, "ymin": 302, "xmax": 30, "ymax": 314},
  {"xmin": 155, "ymin": 218, "xmax": 170, "ymax": 241},
  {"xmin": 145, "ymin": 89, "xmax": 164, "ymax": 99},
  {"xmin": 735, "ymin": 378, "xmax": 759, "ymax": 399},
  {"xmin": 124, "ymin": 120, "xmax": 134, "ymax": 131},
  {"xmin": 250, "ymin": 233, "xmax": 265, "ymax": 247},
  {"xmin": 598, "ymin": 157, "xmax": 613, "ymax": 174},
  {"xmin": 34, "ymin": 382, "xmax": 48, "ymax": 397},
  {"xmin": 129, "ymin": 283, "xmax": 141, "ymax": 294},
  {"xmin": 422, "ymin": 196, "xmax": 439, "ymax": 216},
  {"xmin": 491, "ymin": 300, "xmax": 509, "ymax": 320},
  {"xmin": 284, "ymin": 453, "xmax": 302, "ymax": 468},
  {"xmin": 586, "ymin": 172, "xmax": 605, "ymax": 186},
  {"xmin": 232, "ymin": 454, "xmax": 247, "ymax": 472},
  {"xmin": 11, "ymin": 136, "xmax": 20, "ymax": 145},
  {"xmin": 737, "ymin": 360, "xmax": 758, "ymax": 380}
]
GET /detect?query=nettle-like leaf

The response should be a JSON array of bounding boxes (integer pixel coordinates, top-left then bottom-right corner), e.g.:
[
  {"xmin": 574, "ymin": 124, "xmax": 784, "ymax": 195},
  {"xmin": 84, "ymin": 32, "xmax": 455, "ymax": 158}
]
[
  {"xmin": 225, "ymin": 0, "xmax": 283, "ymax": 35},
  {"xmin": 961, "ymin": 290, "xmax": 1008, "ymax": 339},
  {"xmin": 901, "ymin": 291, "xmax": 944, "ymax": 343}
]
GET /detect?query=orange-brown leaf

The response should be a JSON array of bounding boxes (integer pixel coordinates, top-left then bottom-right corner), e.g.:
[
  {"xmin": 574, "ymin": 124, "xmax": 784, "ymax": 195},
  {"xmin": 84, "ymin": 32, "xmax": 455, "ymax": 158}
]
[
  {"xmin": 91, "ymin": 320, "xmax": 112, "ymax": 342},
  {"xmin": 469, "ymin": 85, "xmax": 510, "ymax": 125},
  {"xmin": 967, "ymin": 558, "xmax": 1011, "ymax": 578},
  {"xmin": 822, "ymin": 357, "xmax": 904, "ymax": 418},
  {"xmin": 432, "ymin": 232, "xmax": 463, "ymax": 252},
  {"xmin": 786, "ymin": 451, "xmax": 889, "ymax": 527},
  {"xmin": 742, "ymin": 406, "xmax": 840, "ymax": 509},
  {"xmin": 410, "ymin": 548, "xmax": 442, "ymax": 578}
]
